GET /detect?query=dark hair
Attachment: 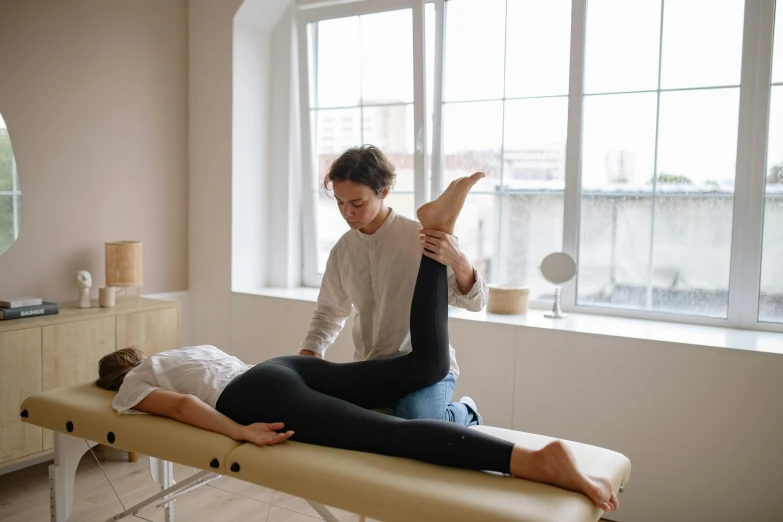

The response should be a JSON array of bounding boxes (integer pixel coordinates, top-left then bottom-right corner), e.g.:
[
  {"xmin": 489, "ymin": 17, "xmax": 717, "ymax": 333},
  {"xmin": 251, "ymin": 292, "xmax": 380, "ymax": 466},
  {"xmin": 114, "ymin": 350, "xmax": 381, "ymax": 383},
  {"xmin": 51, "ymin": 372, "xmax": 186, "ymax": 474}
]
[
  {"xmin": 324, "ymin": 145, "xmax": 396, "ymax": 195},
  {"xmin": 96, "ymin": 347, "xmax": 147, "ymax": 391}
]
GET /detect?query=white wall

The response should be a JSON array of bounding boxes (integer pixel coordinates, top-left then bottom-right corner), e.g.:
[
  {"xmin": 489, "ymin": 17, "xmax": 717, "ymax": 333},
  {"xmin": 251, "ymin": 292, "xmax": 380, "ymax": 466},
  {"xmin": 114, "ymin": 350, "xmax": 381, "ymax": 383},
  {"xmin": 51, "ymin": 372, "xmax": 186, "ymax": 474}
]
[{"xmin": 189, "ymin": 2, "xmax": 783, "ymax": 521}]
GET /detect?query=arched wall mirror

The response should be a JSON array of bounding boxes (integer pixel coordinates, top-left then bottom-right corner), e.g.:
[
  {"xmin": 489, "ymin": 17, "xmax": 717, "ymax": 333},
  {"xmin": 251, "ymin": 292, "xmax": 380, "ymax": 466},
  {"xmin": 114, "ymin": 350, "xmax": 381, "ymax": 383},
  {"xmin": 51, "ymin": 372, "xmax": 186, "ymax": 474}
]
[{"xmin": 0, "ymin": 112, "xmax": 22, "ymax": 256}]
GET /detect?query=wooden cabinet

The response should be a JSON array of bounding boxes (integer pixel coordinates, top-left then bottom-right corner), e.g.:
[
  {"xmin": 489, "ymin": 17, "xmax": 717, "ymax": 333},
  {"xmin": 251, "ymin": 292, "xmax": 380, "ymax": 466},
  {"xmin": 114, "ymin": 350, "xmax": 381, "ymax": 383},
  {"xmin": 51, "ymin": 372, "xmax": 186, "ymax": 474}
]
[
  {"xmin": 117, "ymin": 308, "xmax": 179, "ymax": 355},
  {"xmin": 42, "ymin": 317, "xmax": 115, "ymax": 450},
  {"xmin": 0, "ymin": 298, "xmax": 179, "ymax": 467},
  {"xmin": 0, "ymin": 329, "xmax": 43, "ymax": 464}
]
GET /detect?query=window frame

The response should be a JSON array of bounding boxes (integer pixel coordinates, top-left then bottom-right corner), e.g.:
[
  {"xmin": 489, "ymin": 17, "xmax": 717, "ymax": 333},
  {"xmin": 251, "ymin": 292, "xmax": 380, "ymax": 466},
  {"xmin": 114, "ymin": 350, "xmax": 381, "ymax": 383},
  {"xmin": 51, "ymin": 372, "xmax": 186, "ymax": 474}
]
[{"xmin": 297, "ymin": 0, "xmax": 783, "ymax": 333}]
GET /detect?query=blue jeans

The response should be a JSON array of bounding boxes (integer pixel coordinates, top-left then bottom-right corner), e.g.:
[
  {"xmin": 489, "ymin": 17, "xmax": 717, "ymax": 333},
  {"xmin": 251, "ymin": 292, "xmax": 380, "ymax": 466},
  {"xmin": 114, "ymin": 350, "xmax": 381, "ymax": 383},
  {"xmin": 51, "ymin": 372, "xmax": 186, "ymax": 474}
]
[{"xmin": 395, "ymin": 373, "xmax": 480, "ymax": 426}]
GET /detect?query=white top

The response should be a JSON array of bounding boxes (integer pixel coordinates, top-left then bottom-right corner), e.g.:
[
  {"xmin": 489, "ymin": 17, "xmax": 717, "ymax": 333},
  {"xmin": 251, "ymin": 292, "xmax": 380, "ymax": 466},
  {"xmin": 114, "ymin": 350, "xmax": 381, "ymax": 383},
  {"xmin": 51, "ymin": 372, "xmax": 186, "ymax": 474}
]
[
  {"xmin": 299, "ymin": 210, "xmax": 488, "ymax": 378},
  {"xmin": 112, "ymin": 345, "xmax": 249, "ymax": 414}
]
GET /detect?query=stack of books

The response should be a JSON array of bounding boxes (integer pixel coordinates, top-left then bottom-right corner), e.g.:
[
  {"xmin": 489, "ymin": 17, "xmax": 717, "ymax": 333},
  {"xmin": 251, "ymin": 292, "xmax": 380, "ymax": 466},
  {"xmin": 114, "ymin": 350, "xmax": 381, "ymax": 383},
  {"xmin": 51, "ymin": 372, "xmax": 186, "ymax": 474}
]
[{"xmin": 0, "ymin": 297, "xmax": 59, "ymax": 320}]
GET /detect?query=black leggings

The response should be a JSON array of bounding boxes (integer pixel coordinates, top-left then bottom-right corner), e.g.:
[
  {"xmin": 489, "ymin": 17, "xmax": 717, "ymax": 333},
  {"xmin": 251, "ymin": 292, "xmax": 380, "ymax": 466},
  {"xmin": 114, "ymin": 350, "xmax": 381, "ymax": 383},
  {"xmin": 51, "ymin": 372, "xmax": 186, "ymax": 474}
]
[{"xmin": 216, "ymin": 256, "xmax": 514, "ymax": 474}]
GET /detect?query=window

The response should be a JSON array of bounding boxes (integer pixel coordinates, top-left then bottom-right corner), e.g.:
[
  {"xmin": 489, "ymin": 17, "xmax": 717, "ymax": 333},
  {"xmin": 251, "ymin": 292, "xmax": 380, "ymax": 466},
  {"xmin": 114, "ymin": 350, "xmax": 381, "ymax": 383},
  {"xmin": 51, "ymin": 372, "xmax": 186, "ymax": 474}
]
[
  {"xmin": 761, "ymin": 1, "xmax": 783, "ymax": 324},
  {"xmin": 298, "ymin": 0, "xmax": 782, "ymax": 332}
]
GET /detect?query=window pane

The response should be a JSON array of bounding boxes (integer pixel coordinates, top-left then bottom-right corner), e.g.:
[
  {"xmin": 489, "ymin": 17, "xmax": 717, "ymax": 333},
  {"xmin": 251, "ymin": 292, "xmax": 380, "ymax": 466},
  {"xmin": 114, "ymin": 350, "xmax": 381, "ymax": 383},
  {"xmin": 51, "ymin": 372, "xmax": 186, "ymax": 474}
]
[
  {"xmin": 315, "ymin": 17, "xmax": 361, "ymax": 108},
  {"xmin": 454, "ymin": 194, "xmax": 498, "ymax": 283},
  {"xmin": 503, "ymin": 97, "xmax": 568, "ymax": 190},
  {"xmin": 649, "ymin": 89, "xmax": 739, "ymax": 317},
  {"xmin": 500, "ymin": 194, "xmax": 563, "ymax": 300},
  {"xmin": 759, "ymin": 198, "xmax": 783, "ymax": 322},
  {"xmin": 442, "ymin": 101, "xmax": 503, "ymax": 190},
  {"xmin": 657, "ymin": 89, "xmax": 739, "ymax": 190},
  {"xmin": 444, "ymin": 0, "xmax": 505, "ymax": 101},
  {"xmin": 760, "ymin": 86, "xmax": 783, "ymax": 322},
  {"xmin": 581, "ymin": 93, "xmax": 658, "ymax": 190},
  {"xmin": 578, "ymin": 195, "xmax": 652, "ymax": 309},
  {"xmin": 773, "ymin": 2, "xmax": 783, "ymax": 84},
  {"xmin": 386, "ymin": 192, "xmax": 416, "ymax": 222},
  {"xmin": 660, "ymin": 0, "xmax": 744, "ymax": 89},
  {"xmin": 425, "ymin": 2, "xmax": 435, "ymax": 191},
  {"xmin": 505, "ymin": 0, "xmax": 571, "ymax": 98},
  {"xmin": 312, "ymin": 108, "xmax": 362, "ymax": 190},
  {"xmin": 426, "ymin": 2, "xmax": 435, "ymax": 154},
  {"xmin": 360, "ymin": 10, "xmax": 413, "ymax": 104},
  {"xmin": 651, "ymin": 195, "xmax": 732, "ymax": 317},
  {"xmin": 363, "ymin": 104, "xmax": 414, "ymax": 191},
  {"xmin": 316, "ymin": 191, "xmax": 350, "ymax": 273},
  {"xmin": 584, "ymin": 0, "xmax": 661, "ymax": 94}
]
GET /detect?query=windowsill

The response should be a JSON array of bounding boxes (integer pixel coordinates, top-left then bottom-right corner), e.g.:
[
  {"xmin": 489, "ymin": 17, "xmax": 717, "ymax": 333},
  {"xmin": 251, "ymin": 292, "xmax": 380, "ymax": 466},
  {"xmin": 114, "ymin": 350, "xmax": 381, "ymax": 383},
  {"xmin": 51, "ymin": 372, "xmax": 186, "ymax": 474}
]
[{"xmin": 236, "ymin": 287, "xmax": 783, "ymax": 356}]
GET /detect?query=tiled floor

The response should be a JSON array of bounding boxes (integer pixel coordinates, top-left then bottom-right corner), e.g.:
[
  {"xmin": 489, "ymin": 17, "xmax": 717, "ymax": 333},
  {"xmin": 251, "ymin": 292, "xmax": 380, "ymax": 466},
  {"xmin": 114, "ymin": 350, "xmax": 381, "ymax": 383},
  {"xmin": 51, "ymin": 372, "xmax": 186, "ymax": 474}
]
[{"xmin": 0, "ymin": 447, "xmax": 377, "ymax": 522}]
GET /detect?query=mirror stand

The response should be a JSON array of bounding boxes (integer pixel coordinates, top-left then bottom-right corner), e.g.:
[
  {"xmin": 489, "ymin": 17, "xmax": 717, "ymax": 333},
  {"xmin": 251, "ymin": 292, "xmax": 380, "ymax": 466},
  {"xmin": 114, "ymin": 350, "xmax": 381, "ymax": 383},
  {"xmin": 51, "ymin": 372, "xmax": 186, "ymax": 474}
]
[{"xmin": 544, "ymin": 285, "xmax": 568, "ymax": 319}]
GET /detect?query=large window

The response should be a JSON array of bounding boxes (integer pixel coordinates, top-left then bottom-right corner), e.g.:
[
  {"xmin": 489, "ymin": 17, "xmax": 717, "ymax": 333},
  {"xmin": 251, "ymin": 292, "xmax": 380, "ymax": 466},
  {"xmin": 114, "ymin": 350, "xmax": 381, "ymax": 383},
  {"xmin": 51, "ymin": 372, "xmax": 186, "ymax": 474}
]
[{"xmin": 299, "ymin": 0, "xmax": 783, "ymax": 331}]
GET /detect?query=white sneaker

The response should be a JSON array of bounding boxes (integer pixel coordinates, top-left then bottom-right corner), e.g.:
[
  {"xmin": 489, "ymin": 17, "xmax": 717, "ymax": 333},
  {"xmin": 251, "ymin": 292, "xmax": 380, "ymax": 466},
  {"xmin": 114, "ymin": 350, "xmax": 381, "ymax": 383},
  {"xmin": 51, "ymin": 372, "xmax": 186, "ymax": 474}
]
[{"xmin": 459, "ymin": 396, "xmax": 483, "ymax": 425}]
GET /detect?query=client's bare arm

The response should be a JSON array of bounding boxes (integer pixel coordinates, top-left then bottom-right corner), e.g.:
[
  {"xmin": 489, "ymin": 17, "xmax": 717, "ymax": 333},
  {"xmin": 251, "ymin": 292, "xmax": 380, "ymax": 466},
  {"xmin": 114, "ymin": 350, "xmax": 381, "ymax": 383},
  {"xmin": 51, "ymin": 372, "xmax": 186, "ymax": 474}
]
[{"xmin": 135, "ymin": 390, "xmax": 294, "ymax": 446}]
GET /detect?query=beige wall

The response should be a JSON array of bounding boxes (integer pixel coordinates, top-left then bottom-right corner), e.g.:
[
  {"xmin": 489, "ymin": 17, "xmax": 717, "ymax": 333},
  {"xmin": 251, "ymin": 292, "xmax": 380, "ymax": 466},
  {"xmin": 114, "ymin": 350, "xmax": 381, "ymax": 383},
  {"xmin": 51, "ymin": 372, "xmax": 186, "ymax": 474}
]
[
  {"xmin": 188, "ymin": 0, "xmax": 244, "ymax": 348},
  {"xmin": 0, "ymin": 0, "xmax": 189, "ymax": 303}
]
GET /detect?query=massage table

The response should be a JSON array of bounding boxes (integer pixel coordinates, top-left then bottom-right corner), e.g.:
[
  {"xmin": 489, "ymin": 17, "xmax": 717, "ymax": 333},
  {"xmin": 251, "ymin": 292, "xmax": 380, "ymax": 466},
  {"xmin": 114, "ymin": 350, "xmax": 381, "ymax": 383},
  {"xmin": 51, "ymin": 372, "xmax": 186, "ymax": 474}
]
[{"xmin": 20, "ymin": 383, "xmax": 631, "ymax": 522}]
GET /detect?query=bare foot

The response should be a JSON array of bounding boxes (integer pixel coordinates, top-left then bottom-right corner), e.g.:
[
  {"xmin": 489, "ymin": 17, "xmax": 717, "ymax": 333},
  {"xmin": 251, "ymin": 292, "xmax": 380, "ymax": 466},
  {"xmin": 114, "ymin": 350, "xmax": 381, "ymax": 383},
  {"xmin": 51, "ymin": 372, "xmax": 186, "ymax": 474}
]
[
  {"xmin": 416, "ymin": 172, "xmax": 485, "ymax": 235},
  {"xmin": 509, "ymin": 440, "xmax": 618, "ymax": 512}
]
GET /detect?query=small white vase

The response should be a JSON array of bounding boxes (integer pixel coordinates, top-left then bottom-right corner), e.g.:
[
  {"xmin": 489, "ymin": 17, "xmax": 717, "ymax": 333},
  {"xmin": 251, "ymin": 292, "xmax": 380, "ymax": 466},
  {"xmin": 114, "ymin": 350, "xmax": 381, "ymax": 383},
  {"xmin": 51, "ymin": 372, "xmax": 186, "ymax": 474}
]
[{"xmin": 78, "ymin": 287, "xmax": 91, "ymax": 309}]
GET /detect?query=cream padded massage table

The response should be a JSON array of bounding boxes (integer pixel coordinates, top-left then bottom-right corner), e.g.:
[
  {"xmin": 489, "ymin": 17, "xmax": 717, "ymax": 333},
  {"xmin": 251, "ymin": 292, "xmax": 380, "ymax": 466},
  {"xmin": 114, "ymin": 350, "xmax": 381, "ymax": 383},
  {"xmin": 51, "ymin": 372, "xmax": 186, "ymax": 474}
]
[{"xmin": 21, "ymin": 383, "xmax": 631, "ymax": 522}]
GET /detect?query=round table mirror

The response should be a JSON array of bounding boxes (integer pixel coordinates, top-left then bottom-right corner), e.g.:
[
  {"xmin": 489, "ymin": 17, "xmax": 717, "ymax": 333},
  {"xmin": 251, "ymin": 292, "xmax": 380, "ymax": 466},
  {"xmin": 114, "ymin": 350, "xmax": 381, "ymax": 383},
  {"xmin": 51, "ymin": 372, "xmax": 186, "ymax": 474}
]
[{"xmin": 539, "ymin": 252, "xmax": 577, "ymax": 319}]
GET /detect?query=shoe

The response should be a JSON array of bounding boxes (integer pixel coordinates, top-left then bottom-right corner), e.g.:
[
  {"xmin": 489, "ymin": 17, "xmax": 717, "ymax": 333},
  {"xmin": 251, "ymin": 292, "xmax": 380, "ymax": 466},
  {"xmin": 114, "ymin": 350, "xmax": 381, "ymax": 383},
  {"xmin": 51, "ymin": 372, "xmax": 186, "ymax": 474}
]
[{"xmin": 459, "ymin": 396, "xmax": 483, "ymax": 426}]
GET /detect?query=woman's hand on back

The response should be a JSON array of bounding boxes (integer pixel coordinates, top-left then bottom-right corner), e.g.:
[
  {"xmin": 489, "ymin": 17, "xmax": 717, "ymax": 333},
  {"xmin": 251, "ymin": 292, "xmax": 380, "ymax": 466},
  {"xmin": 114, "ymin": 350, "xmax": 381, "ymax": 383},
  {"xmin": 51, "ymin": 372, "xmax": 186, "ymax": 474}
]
[{"xmin": 238, "ymin": 422, "xmax": 294, "ymax": 446}]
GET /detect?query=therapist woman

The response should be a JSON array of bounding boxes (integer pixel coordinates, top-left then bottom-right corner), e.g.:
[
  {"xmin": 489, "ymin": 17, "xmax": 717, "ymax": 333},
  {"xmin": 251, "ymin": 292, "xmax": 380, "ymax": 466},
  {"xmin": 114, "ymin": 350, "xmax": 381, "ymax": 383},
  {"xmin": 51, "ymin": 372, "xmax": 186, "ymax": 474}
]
[{"xmin": 298, "ymin": 145, "xmax": 487, "ymax": 426}]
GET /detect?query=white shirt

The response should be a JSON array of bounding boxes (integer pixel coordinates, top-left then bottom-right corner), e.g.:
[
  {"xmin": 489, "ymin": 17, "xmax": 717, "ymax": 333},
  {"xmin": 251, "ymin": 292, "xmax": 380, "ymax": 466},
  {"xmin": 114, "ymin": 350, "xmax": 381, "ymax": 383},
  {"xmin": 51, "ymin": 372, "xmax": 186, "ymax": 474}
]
[
  {"xmin": 299, "ymin": 210, "xmax": 488, "ymax": 378},
  {"xmin": 112, "ymin": 345, "xmax": 249, "ymax": 414}
]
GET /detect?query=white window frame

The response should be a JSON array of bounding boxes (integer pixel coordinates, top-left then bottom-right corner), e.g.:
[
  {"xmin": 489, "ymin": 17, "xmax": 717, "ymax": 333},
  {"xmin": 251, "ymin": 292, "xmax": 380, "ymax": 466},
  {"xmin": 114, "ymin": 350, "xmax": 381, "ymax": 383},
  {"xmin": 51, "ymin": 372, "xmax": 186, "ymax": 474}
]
[{"xmin": 298, "ymin": 0, "xmax": 783, "ymax": 333}]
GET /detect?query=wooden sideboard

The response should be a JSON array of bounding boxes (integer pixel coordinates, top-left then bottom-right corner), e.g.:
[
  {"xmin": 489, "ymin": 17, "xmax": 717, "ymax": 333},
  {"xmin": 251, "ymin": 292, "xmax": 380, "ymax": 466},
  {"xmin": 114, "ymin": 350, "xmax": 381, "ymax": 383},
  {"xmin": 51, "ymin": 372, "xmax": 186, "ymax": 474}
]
[{"xmin": 0, "ymin": 297, "xmax": 180, "ymax": 469}]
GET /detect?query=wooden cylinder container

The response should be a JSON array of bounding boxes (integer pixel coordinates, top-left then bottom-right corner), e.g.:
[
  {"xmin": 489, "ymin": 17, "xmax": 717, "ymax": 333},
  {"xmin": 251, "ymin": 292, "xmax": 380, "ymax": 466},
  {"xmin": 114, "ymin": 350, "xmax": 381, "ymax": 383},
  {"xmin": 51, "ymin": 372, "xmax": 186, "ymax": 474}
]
[{"xmin": 487, "ymin": 285, "xmax": 530, "ymax": 315}]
